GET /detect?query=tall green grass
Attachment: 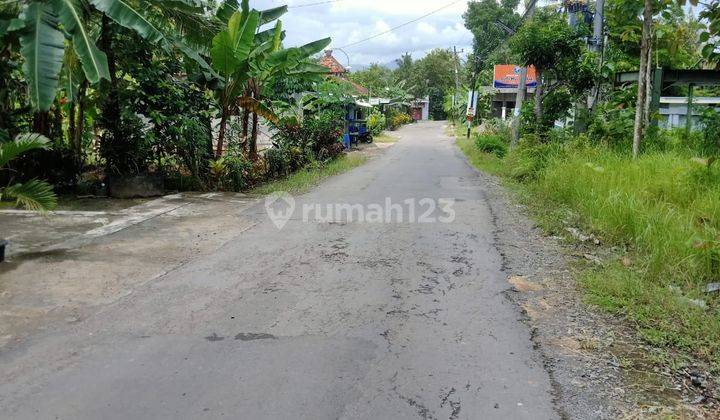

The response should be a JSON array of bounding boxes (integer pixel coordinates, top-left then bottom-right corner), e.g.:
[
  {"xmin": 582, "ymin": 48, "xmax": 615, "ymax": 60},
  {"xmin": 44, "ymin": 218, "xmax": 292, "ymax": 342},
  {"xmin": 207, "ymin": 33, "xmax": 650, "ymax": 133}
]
[{"xmin": 457, "ymin": 127, "xmax": 720, "ymax": 368}]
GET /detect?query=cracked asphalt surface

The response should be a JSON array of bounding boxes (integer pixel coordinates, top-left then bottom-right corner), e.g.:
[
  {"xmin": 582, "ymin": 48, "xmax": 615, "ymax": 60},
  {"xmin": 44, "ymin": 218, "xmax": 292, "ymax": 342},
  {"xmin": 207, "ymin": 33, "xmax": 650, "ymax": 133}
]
[{"xmin": 1, "ymin": 121, "xmax": 557, "ymax": 419}]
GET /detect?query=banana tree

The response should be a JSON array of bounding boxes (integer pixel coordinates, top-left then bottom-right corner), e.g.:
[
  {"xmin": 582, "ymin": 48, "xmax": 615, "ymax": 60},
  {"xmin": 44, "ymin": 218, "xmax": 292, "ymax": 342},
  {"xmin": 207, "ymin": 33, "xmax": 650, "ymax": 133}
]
[
  {"xmin": 209, "ymin": 8, "xmax": 259, "ymax": 157},
  {"xmin": 1, "ymin": 0, "xmax": 215, "ymax": 111},
  {"xmin": 241, "ymin": 27, "xmax": 330, "ymax": 160},
  {"xmin": 0, "ymin": 133, "xmax": 57, "ymax": 211}
]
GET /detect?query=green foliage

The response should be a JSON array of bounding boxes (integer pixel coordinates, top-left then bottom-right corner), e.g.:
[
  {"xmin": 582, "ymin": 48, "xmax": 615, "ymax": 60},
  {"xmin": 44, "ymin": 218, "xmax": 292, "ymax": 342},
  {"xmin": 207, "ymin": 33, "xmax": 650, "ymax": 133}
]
[
  {"xmin": 699, "ymin": 108, "xmax": 720, "ymax": 157},
  {"xmin": 474, "ymin": 133, "xmax": 507, "ymax": 157},
  {"xmin": 608, "ymin": 0, "xmax": 703, "ymax": 69},
  {"xmin": 271, "ymin": 109, "xmax": 344, "ymax": 173},
  {"xmin": 463, "ymin": 0, "xmax": 520, "ymax": 60},
  {"xmin": 367, "ymin": 110, "xmax": 386, "ymax": 136},
  {"xmin": 509, "ymin": 10, "xmax": 581, "ymax": 73},
  {"xmin": 348, "ymin": 63, "xmax": 393, "ymax": 95},
  {"xmin": 303, "ymin": 79, "xmax": 355, "ymax": 112},
  {"xmin": 98, "ymin": 108, "xmax": 150, "ymax": 176},
  {"xmin": 2, "ymin": 178, "xmax": 57, "ymax": 211},
  {"xmin": 18, "ymin": 3, "xmax": 67, "ymax": 110},
  {"xmin": 404, "ymin": 49, "xmax": 459, "ymax": 119},
  {"xmin": 504, "ymin": 134, "xmax": 563, "ymax": 180},
  {"xmin": 264, "ymin": 147, "xmax": 291, "ymax": 179},
  {"xmin": 252, "ymin": 152, "xmax": 367, "ymax": 196},
  {"xmin": 0, "ymin": 133, "xmax": 56, "ymax": 210},
  {"xmin": 207, "ymin": 149, "xmax": 253, "ymax": 191},
  {"xmin": 387, "ymin": 108, "xmax": 412, "ymax": 130},
  {"xmin": 6, "ymin": 0, "xmax": 211, "ymax": 111},
  {"xmin": 0, "ymin": 132, "xmax": 50, "ymax": 167},
  {"xmin": 457, "ymin": 126, "xmax": 720, "ymax": 366}
]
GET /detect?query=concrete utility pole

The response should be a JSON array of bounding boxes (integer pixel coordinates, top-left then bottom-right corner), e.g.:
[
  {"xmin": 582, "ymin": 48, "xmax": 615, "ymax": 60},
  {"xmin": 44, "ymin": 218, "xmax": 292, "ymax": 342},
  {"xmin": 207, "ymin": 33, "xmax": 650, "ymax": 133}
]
[
  {"xmin": 591, "ymin": 0, "xmax": 605, "ymax": 53},
  {"xmin": 510, "ymin": 0, "xmax": 537, "ymax": 146},
  {"xmin": 587, "ymin": 0, "xmax": 606, "ymax": 112},
  {"xmin": 453, "ymin": 46, "xmax": 461, "ymax": 108}
]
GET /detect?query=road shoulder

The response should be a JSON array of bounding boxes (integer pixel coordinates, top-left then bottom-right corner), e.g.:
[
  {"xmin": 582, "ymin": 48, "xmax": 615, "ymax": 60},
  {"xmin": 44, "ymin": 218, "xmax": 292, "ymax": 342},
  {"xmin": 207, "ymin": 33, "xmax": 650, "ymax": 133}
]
[{"xmin": 454, "ymin": 133, "xmax": 710, "ymax": 418}]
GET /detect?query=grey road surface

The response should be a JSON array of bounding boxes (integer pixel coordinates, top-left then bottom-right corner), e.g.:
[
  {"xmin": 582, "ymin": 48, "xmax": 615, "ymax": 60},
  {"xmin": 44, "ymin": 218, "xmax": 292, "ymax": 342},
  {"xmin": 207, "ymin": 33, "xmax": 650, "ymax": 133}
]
[{"xmin": 1, "ymin": 121, "xmax": 557, "ymax": 419}]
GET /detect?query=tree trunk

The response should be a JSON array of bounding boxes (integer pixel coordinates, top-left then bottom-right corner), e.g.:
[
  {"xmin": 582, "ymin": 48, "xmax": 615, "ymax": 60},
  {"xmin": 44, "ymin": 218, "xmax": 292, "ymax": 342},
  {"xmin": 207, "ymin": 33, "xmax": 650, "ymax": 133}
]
[
  {"xmin": 643, "ymin": 42, "xmax": 653, "ymax": 132},
  {"xmin": 203, "ymin": 114, "xmax": 214, "ymax": 176},
  {"xmin": 100, "ymin": 14, "xmax": 120, "ymax": 140},
  {"xmin": 32, "ymin": 111, "xmax": 50, "ymax": 136},
  {"xmin": 250, "ymin": 111, "xmax": 258, "ymax": 161},
  {"xmin": 216, "ymin": 107, "xmax": 228, "ymax": 157},
  {"xmin": 75, "ymin": 82, "xmax": 87, "ymax": 170},
  {"xmin": 242, "ymin": 107, "xmax": 250, "ymax": 154},
  {"xmin": 534, "ymin": 69, "xmax": 543, "ymax": 125},
  {"xmin": 68, "ymin": 101, "xmax": 76, "ymax": 147},
  {"xmin": 632, "ymin": 0, "xmax": 652, "ymax": 159}
]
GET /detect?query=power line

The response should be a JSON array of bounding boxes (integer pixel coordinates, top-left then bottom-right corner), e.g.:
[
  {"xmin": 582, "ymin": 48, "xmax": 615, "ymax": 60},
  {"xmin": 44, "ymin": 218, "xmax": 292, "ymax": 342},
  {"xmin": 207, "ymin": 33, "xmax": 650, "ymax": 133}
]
[
  {"xmin": 288, "ymin": 0, "xmax": 346, "ymax": 8},
  {"xmin": 337, "ymin": 0, "xmax": 464, "ymax": 49}
]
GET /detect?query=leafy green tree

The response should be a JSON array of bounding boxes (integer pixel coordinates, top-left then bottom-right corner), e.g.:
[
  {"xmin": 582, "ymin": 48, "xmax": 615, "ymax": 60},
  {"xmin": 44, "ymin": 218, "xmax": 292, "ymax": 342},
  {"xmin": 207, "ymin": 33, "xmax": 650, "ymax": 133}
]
[
  {"xmin": 393, "ymin": 52, "xmax": 414, "ymax": 84},
  {"xmin": 463, "ymin": 0, "xmax": 520, "ymax": 63},
  {"xmin": 209, "ymin": 7, "xmax": 260, "ymax": 156},
  {"xmin": 409, "ymin": 48, "xmax": 458, "ymax": 119},
  {"xmin": 509, "ymin": 10, "xmax": 582, "ymax": 125},
  {"xmin": 349, "ymin": 63, "xmax": 393, "ymax": 96}
]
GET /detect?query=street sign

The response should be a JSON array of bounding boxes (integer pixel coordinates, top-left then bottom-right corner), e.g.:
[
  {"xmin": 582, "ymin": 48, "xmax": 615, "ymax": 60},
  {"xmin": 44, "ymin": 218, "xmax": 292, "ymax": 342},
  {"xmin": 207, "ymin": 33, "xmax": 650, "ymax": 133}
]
[{"xmin": 466, "ymin": 92, "xmax": 478, "ymax": 116}]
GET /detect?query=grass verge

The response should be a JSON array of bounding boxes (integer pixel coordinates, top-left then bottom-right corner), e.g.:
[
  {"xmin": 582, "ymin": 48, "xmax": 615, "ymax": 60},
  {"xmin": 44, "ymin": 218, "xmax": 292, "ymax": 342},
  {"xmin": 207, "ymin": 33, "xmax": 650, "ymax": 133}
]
[
  {"xmin": 454, "ymin": 124, "xmax": 720, "ymax": 370},
  {"xmin": 374, "ymin": 132, "xmax": 397, "ymax": 143},
  {"xmin": 251, "ymin": 152, "xmax": 368, "ymax": 196}
]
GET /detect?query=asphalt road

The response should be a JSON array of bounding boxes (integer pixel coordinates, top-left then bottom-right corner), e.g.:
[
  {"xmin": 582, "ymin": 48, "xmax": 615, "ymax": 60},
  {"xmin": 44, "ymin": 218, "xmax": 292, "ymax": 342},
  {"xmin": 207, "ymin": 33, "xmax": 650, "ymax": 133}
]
[{"xmin": 1, "ymin": 121, "xmax": 557, "ymax": 419}]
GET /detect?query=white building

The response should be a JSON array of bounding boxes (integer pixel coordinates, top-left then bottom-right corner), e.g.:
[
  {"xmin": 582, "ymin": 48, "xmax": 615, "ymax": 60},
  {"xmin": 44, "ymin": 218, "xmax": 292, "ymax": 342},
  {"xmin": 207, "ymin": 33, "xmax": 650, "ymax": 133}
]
[{"xmin": 658, "ymin": 96, "xmax": 720, "ymax": 129}]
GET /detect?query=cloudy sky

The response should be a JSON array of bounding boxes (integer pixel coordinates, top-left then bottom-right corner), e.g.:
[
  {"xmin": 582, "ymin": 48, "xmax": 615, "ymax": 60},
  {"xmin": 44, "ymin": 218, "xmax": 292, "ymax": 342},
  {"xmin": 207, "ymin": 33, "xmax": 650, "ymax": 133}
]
[{"xmin": 262, "ymin": 0, "xmax": 475, "ymax": 69}]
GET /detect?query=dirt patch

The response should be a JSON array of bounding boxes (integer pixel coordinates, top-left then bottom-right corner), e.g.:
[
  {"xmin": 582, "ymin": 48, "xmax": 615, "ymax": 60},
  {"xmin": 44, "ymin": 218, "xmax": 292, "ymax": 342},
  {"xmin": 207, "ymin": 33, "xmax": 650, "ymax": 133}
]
[{"xmin": 508, "ymin": 275, "xmax": 543, "ymax": 292}]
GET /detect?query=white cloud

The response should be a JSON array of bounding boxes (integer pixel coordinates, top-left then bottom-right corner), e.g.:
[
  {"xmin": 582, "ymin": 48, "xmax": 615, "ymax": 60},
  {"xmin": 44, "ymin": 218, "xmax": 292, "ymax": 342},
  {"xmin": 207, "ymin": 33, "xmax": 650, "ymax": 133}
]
[
  {"xmin": 416, "ymin": 22, "xmax": 437, "ymax": 35},
  {"xmin": 262, "ymin": 0, "xmax": 473, "ymax": 66}
]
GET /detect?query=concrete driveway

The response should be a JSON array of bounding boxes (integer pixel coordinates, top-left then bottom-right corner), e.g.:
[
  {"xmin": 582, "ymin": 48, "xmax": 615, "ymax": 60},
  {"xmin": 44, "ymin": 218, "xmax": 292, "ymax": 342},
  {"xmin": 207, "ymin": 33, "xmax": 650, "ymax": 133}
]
[{"xmin": 0, "ymin": 122, "xmax": 557, "ymax": 419}]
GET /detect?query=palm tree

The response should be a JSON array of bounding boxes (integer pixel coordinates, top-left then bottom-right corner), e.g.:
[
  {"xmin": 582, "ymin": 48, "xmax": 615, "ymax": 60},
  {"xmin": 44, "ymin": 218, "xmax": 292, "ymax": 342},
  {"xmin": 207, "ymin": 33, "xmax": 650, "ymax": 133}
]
[{"xmin": 1, "ymin": 133, "xmax": 57, "ymax": 211}]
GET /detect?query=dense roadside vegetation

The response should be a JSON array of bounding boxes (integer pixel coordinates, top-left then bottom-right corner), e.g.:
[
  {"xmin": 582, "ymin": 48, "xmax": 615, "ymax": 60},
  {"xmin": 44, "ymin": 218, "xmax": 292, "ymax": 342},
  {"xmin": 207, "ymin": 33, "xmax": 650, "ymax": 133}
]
[
  {"xmin": 0, "ymin": 0, "xmax": 414, "ymax": 211},
  {"xmin": 456, "ymin": 0, "xmax": 720, "ymax": 370}
]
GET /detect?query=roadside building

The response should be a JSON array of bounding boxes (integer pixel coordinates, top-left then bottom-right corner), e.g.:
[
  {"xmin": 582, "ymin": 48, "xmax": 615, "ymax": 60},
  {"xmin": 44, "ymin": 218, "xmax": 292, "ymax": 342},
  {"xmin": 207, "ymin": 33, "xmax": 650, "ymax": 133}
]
[
  {"xmin": 481, "ymin": 65, "xmax": 537, "ymax": 121},
  {"xmin": 658, "ymin": 97, "xmax": 720, "ymax": 129}
]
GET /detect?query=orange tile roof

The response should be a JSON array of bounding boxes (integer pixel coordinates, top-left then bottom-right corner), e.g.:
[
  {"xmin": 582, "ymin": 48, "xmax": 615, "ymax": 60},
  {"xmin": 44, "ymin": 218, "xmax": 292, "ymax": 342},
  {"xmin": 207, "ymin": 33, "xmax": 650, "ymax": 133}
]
[{"xmin": 320, "ymin": 50, "xmax": 347, "ymax": 75}]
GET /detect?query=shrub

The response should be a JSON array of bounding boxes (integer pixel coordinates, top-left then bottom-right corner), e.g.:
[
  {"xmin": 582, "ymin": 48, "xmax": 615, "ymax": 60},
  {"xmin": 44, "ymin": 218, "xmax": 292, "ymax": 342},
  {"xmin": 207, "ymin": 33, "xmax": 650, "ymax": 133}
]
[
  {"xmin": 264, "ymin": 147, "xmax": 290, "ymax": 179},
  {"xmin": 474, "ymin": 134, "xmax": 508, "ymax": 157},
  {"xmin": 223, "ymin": 153, "xmax": 253, "ymax": 191},
  {"xmin": 367, "ymin": 110, "xmax": 386, "ymax": 136},
  {"xmin": 482, "ymin": 118, "xmax": 512, "ymax": 140},
  {"xmin": 272, "ymin": 109, "xmax": 344, "ymax": 161},
  {"xmin": 305, "ymin": 110, "xmax": 344, "ymax": 159},
  {"xmin": 699, "ymin": 108, "xmax": 720, "ymax": 157},
  {"xmin": 387, "ymin": 109, "xmax": 412, "ymax": 130}
]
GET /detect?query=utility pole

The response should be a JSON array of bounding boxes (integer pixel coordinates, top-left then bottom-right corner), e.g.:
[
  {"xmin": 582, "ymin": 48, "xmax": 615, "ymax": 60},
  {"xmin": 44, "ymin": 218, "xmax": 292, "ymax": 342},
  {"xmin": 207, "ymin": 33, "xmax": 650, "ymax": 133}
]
[
  {"xmin": 453, "ymin": 46, "xmax": 461, "ymax": 107},
  {"xmin": 467, "ymin": 55, "xmax": 480, "ymax": 139},
  {"xmin": 591, "ymin": 0, "xmax": 605, "ymax": 53},
  {"xmin": 587, "ymin": 0, "xmax": 605, "ymax": 111},
  {"xmin": 510, "ymin": 0, "xmax": 537, "ymax": 146}
]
